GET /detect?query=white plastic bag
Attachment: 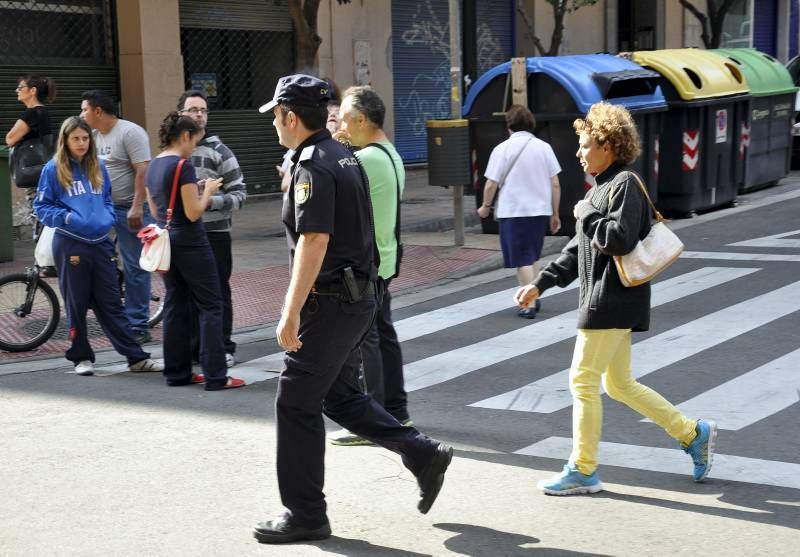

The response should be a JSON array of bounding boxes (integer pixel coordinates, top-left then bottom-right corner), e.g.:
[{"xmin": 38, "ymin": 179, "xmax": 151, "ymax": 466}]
[
  {"xmin": 137, "ymin": 224, "xmax": 171, "ymax": 273},
  {"xmin": 34, "ymin": 226, "xmax": 56, "ymax": 267}
]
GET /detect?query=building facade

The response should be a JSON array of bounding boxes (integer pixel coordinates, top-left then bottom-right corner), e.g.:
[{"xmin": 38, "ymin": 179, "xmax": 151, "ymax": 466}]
[{"xmin": 1, "ymin": 0, "xmax": 798, "ymax": 214}]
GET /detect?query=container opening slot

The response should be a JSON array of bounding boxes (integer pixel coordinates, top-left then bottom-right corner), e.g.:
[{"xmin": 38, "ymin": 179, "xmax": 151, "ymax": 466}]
[
  {"xmin": 725, "ymin": 63, "xmax": 744, "ymax": 84},
  {"xmin": 683, "ymin": 68, "xmax": 703, "ymax": 90}
]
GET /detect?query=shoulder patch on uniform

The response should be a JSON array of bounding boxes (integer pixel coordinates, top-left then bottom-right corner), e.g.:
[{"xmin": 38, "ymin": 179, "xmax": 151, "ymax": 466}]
[
  {"xmin": 299, "ymin": 146, "xmax": 315, "ymax": 161},
  {"xmin": 295, "ymin": 182, "xmax": 311, "ymax": 204}
]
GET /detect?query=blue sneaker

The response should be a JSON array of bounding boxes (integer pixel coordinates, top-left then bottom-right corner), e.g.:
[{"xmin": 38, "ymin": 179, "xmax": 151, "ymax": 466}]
[
  {"xmin": 683, "ymin": 419, "xmax": 718, "ymax": 482},
  {"xmin": 537, "ymin": 464, "xmax": 603, "ymax": 496}
]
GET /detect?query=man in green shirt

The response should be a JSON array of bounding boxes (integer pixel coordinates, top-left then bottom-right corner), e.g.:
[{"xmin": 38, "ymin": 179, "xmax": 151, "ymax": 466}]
[{"xmin": 329, "ymin": 86, "xmax": 410, "ymax": 445}]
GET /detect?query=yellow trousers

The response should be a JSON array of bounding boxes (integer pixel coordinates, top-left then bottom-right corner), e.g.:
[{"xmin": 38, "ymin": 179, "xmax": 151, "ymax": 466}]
[{"xmin": 569, "ymin": 328, "xmax": 697, "ymax": 475}]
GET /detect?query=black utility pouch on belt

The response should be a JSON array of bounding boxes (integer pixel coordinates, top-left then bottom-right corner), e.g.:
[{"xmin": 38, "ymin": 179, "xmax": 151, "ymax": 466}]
[{"xmin": 341, "ymin": 267, "xmax": 363, "ymax": 303}]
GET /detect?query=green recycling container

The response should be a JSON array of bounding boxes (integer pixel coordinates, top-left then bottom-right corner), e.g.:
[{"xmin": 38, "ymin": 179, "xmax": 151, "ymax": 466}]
[
  {"xmin": 714, "ymin": 48, "xmax": 798, "ymax": 192},
  {"xmin": 0, "ymin": 146, "xmax": 13, "ymax": 262}
]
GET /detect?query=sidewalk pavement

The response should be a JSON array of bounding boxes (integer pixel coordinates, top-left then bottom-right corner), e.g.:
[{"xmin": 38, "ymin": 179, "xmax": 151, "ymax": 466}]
[{"xmin": 0, "ymin": 167, "xmax": 568, "ymax": 363}]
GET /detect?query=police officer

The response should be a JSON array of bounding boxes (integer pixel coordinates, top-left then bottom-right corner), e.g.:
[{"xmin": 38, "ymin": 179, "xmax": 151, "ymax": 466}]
[{"xmin": 252, "ymin": 74, "xmax": 454, "ymax": 545}]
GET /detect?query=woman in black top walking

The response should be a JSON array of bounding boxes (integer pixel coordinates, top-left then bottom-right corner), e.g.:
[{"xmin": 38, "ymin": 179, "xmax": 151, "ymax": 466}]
[
  {"xmin": 4, "ymin": 75, "xmax": 55, "ymax": 147},
  {"xmin": 145, "ymin": 112, "xmax": 245, "ymax": 390},
  {"xmin": 516, "ymin": 102, "xmax": 716, "ymax": 495}
]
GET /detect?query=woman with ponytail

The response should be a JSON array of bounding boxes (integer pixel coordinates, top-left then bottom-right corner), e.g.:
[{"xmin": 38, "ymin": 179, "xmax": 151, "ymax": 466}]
[
  {"xmin": 144, "ymin": 111, "xmax": 245, "ymax": 390},
  {"xmin": 34, "ymin": 117, "xmax": 163, "ymax": 376},
  {"xmin": 5, "ymin": 74, "xmax": 56, "ymax": 147}
]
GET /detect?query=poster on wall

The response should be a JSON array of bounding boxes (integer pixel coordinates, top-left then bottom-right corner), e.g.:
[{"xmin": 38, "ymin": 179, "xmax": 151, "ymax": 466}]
[
  {"xmin": 354, "ymin": 40, "xmax": 372, "ymax": 85},
  {"xmin": 191, "ymin": 73, "xmax": 218, "ymax": 99}
]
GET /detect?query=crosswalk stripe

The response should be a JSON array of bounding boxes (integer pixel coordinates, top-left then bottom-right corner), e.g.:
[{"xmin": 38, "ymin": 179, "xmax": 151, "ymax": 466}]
[
  {"xmin": 681, "ymin": 251, "xmax": 800, "ymax": 262},
  {"xmin": 256, "ymin": 281, "xmax": 581, "ymax": 372},
  {"xmin": 472, "ymin": 274, "xmax": 800, "ymax": 414},
  {"xmin": 515, "ymin": 436, "xmax": 800, "ymax": 490},
  {"xmin": 405, "ymin": 267, "xmax": 758, "ymax": 393},
  {"xmin": 668, "ymin": 348, "xmax": 800, "ymax": 431},
  {"xmin": 394, "ymin": 282, "xmax": 579, "ymax": 342},
  {"xmin": 728, "ymin": 229, "xmax": 800, "ymax": 249}
]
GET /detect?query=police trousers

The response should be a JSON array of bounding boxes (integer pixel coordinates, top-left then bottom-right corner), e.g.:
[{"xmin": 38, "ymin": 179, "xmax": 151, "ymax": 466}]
[
  {"xmin": 276, "ymin": 284, "xmax": 438, "ymax": 524},
  {"xmin": 52, "ymin": 234, "xmax": 149, "ymax": 365}
]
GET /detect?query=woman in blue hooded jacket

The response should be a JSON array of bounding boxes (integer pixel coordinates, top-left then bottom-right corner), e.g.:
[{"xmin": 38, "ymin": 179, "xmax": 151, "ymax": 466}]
[{"xmin": 34, "ymin": 116, "xmax": 162, "ymax": 376}]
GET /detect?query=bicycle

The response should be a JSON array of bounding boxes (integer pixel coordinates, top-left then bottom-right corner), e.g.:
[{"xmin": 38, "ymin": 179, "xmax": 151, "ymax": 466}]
[{"xmin": 0, "ymin": 193, "xmax": 165, "ymax": 352}]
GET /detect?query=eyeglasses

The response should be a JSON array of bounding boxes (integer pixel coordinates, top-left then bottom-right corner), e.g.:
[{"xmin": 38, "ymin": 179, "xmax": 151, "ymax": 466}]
[
  {"xmin": 182, "ymin": 107, "xmax": 208, "ymax": 115},
  {"xmin": 15, "ymin": 85, "xmax": 29, "ymax": 91}
]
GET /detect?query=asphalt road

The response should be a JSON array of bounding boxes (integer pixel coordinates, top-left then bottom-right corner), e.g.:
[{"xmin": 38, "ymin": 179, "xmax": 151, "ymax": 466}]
[{"xmin": 2, "ymin": 183, "xmax": 800, "ymax": 556}]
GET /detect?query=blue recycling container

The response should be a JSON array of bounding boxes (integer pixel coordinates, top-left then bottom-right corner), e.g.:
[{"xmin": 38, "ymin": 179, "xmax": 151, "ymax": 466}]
[{"xmin": 463, "ymin": 54, "xmax": 667, "ymax": 235}]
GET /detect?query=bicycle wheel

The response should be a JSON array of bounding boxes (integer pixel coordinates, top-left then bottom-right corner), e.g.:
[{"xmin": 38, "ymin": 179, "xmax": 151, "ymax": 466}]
[
  {"xmin": 0, "ymin": 273, "xmax": 60, "ymax": 352},
  {"xmin": 147, "ymin": 274, "xmax": 165, "ymax": 329}
]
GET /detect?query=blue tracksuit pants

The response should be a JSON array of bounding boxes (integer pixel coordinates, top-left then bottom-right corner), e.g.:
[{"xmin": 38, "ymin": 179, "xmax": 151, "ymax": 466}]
[{"xmin": 52, "ymin": 234, "xmax": 149, "ymax": 365}]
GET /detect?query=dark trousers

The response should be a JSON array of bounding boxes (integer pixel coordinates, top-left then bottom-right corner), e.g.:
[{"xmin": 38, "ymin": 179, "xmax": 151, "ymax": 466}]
[
  {"xmin": 162, "ymin": 230, "xmax": 226, "ymax": 388},
  {"xmin": 191, "ymin": 231, "xmax": 236, "ymax": 357},
  {"xmin": 276, "ymin": 286, "xmax": 437, "ymax": 524},
  {"xmin": 360, "ymin": 279, "xmax": 409, "ymax": 422},
  {"xmin": 52, "ymin": 234, "xmax": 149, "ymax": 365}
]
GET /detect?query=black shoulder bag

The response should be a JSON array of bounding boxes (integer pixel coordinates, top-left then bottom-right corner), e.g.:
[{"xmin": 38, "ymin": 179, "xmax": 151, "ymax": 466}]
[
  {"xmin": 366, "ymin": 142, "xmax": 403, "ymax": 279},
  {"xmin": 10, "ymin": 108, "xmax": 55, "ymax": 188}
]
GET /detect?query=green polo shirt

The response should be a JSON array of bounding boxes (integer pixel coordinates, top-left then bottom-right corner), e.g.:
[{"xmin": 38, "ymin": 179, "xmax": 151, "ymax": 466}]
[{"xmin": 355, "ymin": 142, "xmax": 405, "ymax": 280}]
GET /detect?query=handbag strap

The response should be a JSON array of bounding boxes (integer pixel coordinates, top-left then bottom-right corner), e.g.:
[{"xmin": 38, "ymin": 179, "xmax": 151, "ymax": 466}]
[
  {"xmin": 366, "ymin": 142, "xmax": 402, "ymax": 274},
  {"xmin": 165, "ymin": 158, "xmax": 186, "ymax": 228},
  {"xmin": 608, "ymin": 171, "xmax": 665, "ymax": 223},
  {"xmin": 498, "ymin": 135, "xmax": 533, "ymax": 189}
]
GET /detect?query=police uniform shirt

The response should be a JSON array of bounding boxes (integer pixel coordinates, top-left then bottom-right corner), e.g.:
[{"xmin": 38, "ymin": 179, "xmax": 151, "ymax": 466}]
[{"xmin": 282, "ymin": 129, "xmax": 376, "ymax": 284}]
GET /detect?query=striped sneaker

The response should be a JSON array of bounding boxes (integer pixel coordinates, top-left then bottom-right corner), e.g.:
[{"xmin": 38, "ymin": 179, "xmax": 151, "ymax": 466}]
[
  {"xmin": 328, "ymin": 419, "xmax": 413, "ymax": 446},
  {"xmin": 129, "ymin": 358, "xmax": 164, "ymax": 373},
  {"xmin": 537, "ymin": 463, "xmax": 604, "ymax": 496},
  {"xmin": 683, "ymin": 419, "xmax": 718, "ymax": 482}
]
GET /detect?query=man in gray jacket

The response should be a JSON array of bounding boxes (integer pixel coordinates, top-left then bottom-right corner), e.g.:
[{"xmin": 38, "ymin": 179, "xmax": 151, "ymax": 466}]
[{"xmin": 179, "ymin": 90, "xmax": 247, "ymax": 367}]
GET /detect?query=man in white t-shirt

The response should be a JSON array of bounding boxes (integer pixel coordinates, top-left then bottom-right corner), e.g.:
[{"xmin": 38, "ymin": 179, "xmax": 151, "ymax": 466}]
[{"xmin": 478, "ymin": 105, "xmax": 561, "ymax": 318}]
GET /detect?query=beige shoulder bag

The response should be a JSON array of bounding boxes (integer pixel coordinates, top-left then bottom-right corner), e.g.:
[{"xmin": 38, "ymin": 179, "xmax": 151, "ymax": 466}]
[{"xmin": 612, "ymin": 172, "xmax": 684, "ymax": 287}]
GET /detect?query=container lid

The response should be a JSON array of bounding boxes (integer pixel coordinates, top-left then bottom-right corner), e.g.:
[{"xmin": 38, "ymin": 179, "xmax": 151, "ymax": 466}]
[
  {"xmin": 713, "ymin": 48, "xmax": 798, "ymax": 96},
  {"xmin": 631, "ymin": 48, "xmax": 749, "ymax": 100},
  {"xmin": 462, "ymin": 53, "xmax": 667, "ymax": 116},
  {"xmin": 426, "ymin": 119, "xmax": 469, "ymax": 128}
]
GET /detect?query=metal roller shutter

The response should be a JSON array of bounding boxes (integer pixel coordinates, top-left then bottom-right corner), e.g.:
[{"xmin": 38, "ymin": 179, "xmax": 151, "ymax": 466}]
[
  {"xmin": 753, "ymin": 0, "xmax": 778, "ymax": 56},
  {"xmin": 475, "ymin": 0, "xmax": 514, "ymax": 77},
  {"xmin": 0, "ymin": 0, "xmax": 119, "ymax": 139},
  {"xmin": 391, "ymin": 0, "xmax": 453, "ymax": 163},
  {"xmin": 179, "ymin": 0, "xmax": 293, "ymax": 194},
  {"xmin": 791, "ymin": 0, "xmax": 798, "ymax": 59}
]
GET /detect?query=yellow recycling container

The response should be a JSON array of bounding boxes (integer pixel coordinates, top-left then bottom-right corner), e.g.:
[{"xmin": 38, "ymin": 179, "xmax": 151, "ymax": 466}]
[{"xmin": 631, "ymin": 49, "xmax": 751, "ymax": 216}]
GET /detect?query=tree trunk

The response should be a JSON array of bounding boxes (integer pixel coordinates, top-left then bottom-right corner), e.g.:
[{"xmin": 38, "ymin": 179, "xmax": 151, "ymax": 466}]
[
  {"xmin": 288, "ymin": 0, "xmax": 323, "ymax": 72},
  {"xmin": 548, "ymin": 3, "xmax": 567, "ymax": 56}
]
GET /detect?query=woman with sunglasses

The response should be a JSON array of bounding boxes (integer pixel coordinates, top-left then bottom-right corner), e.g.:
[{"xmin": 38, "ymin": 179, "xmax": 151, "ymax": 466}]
[{"xmin": 4, "ymin": 75, "xmax": 55, "ymax": 148}]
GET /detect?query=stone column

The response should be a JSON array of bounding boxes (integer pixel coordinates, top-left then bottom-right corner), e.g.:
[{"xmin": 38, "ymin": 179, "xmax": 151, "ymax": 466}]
[{"xmin": 116, "ymin": 0, "xmax": 185, "ymax": 151}]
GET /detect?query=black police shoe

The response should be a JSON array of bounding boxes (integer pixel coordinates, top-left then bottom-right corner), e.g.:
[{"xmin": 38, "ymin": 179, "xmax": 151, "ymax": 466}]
[
  {"xmin": 253, "ymin": 512, "xmax": 332, "ymax": 544},
  {"xmin": 417, "ymin": 443, "xmax": 454, "ymax": 514}
]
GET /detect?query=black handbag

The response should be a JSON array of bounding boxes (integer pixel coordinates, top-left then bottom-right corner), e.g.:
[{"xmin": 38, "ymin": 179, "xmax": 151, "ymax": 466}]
[{"xmin": 10, "ymin": 109, "xmax": 55, "ymax": 188}]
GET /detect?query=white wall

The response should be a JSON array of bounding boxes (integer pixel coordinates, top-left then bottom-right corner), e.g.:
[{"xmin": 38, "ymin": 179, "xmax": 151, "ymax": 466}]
[{"xmin": 317, "ymin": 0, "xmax": 396, "ymax": 139}]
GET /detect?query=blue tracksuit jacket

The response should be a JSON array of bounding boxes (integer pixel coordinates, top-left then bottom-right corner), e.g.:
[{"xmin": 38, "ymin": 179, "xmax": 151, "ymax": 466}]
[{"xmin": 34, "ymin": 158, "xmax": 115, "ymax": 243}]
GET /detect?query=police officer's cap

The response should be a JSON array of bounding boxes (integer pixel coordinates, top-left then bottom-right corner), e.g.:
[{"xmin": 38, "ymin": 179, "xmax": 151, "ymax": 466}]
[{"xmin": 258, "ymin": 74, "xmax": 331, "ymax": 114}]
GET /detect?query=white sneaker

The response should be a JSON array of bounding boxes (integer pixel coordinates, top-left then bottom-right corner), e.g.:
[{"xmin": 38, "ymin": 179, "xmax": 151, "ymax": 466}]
[
  {"xmin": 129, "ymin": 358, "xmax": 164, "ymax": 373},
  {"xmin": 74, "ymin": 361, "xmax": 94, "ymax": 376},
  {"xmin": 225, "ymin": 353, "xmax": 236, "ymax": 368}
]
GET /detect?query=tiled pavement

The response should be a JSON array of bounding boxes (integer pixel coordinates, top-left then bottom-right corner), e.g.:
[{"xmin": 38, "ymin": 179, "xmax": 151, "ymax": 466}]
[{"xmin": 1, "ymin": 168, "xmax": 562, "ymax": 363}]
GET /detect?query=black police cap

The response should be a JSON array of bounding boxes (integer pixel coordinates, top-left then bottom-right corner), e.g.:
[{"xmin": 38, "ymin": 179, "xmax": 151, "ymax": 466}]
[{"xmin": 258, "ymin": 74, "xmax": 331, "ymax": 114}]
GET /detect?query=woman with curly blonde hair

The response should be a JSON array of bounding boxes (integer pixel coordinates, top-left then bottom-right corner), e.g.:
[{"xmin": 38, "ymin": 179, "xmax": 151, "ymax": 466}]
[{"xmin": 515, "ymin": 102, "xmax": 716, "ymax": 494}]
